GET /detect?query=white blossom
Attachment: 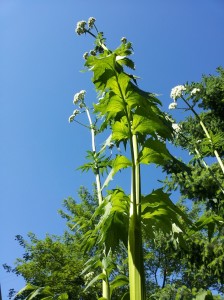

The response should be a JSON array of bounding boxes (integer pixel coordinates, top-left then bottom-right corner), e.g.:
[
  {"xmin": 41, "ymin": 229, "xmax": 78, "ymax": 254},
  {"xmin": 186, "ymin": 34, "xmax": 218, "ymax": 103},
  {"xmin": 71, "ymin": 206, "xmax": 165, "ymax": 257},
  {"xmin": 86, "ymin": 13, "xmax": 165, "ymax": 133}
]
[
  {"xmin": 190, "ymin": 88, "xmax": 200, "ymax": 96},
  {"xmin": 88, "ymin": 17, "xmax": 96, "ymax": 29},
  {"xmin": 68, "ymin": 110, "xmax": 80, "ymax": 123},
  {"xmin": 68, "ymin": 115, "xmax": 75, "ymax": 123},
  {"xmin": 172, "ymin": 123, "xmax": 181, "ymax": 133},
  {"xmin": 121, "ymin": 37, "xmax": 127, "ymax": 44},
  {"xmin": 75, "ymin": 20, "xmax": 87, "ymax": 35},
  {"xmin": 84, "ymin": 271, "xmax": 94, "ymax": 284},
  {"xmin": 73, "ymin": 90, "xmax": 86, "ymax": 104},
  {"xmin": 73, "ymin": 109, "xmax": 80, "ymax": 116},
  {"xmin": 83, "ymin": 52, "xmax": 89, "ymax": 60},
  {"xmin": 170, "ymin": 85, "xmax": 186, "ymax": 100},
  {"xmin": 168, "ymin": 102, "xmax": 178, "ymax": 110}
]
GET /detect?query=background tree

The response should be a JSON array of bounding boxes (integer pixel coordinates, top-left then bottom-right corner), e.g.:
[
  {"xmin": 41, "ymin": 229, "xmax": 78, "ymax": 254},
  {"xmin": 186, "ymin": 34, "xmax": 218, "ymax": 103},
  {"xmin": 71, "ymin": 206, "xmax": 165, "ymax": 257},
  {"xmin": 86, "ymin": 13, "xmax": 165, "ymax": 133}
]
[
  {"xmin": 3, "ymin": 187, "xmax": 101, "ymax": 300},
  {"xmin": 157, "ymin": 67, "xmax": 224, "ymax": 297}
]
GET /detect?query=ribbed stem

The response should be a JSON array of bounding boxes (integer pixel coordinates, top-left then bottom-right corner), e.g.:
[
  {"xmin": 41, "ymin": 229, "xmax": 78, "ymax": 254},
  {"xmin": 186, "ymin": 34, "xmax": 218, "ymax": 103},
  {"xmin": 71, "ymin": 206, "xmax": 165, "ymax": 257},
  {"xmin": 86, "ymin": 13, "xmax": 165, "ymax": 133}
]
[
  {"xmin": 85, "ymin": 107, "xmax": 109, "ymax": 299},
  {"xmin": 128, "ymin": 134, "xmax": 145, "ymax": 300}
]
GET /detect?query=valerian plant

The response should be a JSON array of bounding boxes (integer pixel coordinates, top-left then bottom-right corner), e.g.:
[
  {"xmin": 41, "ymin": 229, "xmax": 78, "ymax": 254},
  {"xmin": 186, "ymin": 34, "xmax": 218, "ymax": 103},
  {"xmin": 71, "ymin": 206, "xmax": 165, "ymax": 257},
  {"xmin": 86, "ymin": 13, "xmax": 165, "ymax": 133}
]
[
  {"xmin": 169, "ymin": 83, "xmax": 224, "ymax": 175},
  {"xmin": 71, "ymin": 18, "xmax": 194, "ymax": 300},
  {"xmin": 167, "ymin": 78, "xmax": 224, "ymax": 219}
]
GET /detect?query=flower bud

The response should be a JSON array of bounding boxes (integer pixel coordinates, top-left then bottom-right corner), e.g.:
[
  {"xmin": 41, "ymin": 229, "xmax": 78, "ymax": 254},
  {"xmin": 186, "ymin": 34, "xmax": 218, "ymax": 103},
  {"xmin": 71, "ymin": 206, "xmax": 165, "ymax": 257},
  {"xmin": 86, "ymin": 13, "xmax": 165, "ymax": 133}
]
[
  {"xmin": 168, "ymin": 102, "xmax": 178, "ymax": 110},
  {"xmin": 88, "ymin": 17, "xmax": 96, "ymax": 29},
  {"xmin": 75, "ymin": 20, "xmax": 87, "ymax": 35}
]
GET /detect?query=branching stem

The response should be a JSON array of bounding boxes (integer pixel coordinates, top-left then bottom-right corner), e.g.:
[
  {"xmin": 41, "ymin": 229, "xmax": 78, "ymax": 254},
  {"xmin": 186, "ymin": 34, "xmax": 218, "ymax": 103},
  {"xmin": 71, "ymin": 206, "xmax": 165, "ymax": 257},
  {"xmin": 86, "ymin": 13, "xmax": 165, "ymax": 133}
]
[{"xmin": 181, "ymin": 97, "xmax": 224, "ymax": 175}]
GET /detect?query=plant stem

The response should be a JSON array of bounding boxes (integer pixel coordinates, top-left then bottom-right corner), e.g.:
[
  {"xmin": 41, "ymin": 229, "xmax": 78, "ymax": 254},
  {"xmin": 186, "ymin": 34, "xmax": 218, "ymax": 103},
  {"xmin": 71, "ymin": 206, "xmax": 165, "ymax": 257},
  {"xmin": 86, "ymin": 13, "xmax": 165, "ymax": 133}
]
[
  {"xmin": 85, "ymin": 107, "xmax": 103, "ymax": 205},
  {"xmin": 128, "ymin": 134, "xmax": 145, "ymax": 300},
  {"xmin": 181, "ymin": 97, "xmax": 224, "ymax": 175},
  {"xmin": 112, "ymin": 68, "xmax": 145, "ymax": 299},
  {"xmin": 194, "ymin": 147, "xmax": 224, "ymax": 195},
  {"xmin": 85, "ymin": 106, "xmax": 109, "ymax": 299}
]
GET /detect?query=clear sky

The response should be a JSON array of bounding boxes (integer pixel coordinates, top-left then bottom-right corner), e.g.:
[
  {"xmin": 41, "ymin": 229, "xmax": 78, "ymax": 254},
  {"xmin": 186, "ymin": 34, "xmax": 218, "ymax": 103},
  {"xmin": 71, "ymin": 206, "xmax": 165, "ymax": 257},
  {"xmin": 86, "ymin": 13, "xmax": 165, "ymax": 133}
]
[{"xmin": 1, "ymin": 0, "xmax": 224, "ymax": 298}]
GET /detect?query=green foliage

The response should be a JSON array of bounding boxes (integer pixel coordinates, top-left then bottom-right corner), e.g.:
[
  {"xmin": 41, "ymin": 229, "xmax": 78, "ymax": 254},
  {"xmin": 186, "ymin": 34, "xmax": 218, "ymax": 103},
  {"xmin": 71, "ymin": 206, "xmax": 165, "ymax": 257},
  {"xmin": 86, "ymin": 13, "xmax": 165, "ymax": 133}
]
[
  {"xmin": 16, "ymin": 284, "xmax": 68, "ymax": 300},
  {"xmin": 81, "ymin": 188, "xmax": 130, "ymax": 254},
  {"xmin": 73, "ymin": 18, "xmax": 195, "ymax": 300},
  {"xmin": 165, "ymin": 68, "xmax": 224, "ymax": 213},
  {"xmin": 4, "ymin": 187, "xmax": 101, "ymax": 300},
  {"xmin": 163, "ymin": 67, "xmax": 224, "ymax": 297}
]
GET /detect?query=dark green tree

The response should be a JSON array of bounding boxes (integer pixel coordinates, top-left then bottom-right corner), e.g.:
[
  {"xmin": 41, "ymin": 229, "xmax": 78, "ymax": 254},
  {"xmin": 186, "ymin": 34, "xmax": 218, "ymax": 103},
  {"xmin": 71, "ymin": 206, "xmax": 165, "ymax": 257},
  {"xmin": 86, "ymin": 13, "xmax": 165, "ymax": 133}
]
[{"xmin": 158, "ymin": 67, "xmax": 224, "ymax": 297}]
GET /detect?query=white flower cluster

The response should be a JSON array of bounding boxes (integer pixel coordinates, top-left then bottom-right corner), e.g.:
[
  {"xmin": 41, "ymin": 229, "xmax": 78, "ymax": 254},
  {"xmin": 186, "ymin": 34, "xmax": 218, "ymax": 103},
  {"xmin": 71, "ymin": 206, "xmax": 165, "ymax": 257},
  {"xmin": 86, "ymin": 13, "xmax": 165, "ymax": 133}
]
[
  {"xmin": 69, "ymin": 90, "xmax": 86, "ymax": 123},
  {"xmin": 84, "ymin": 271, "xmax": 94, "ymax": 284},
  {"xmin": 73, "ymin": 90, "xmax": 86, "ymax": 105},
  {"xmin": 121, "ymin": 37, "xmax": 127, "ymax": 44},
  {"xmin": 88, "ymin": 17, "xmax": 96, "ymax": 29},
  {"xmin": 68, "ymin": 109, "xmax": 80, "ymax": 123},
  {"xmin": 83, "ymin": 52, "xmax": 89, "ymax": 60},
  {"xmin": 168, "ymin": 102, "xmax": 178, "ymax": 110},
  {"xmin": 75, "ymin": 17, "xmax": 96, "ymax": 35},
  {"xmin": 170, "ymin": 85, "xmax": 186, "ymax": 101},
  {"xmin": 172, "ymin": 123, "xmax": 181, "ymax": 133},
  {"xmin": 75, "ymin": 20, "xmax": 87, "ymax": 35},
  {"xmin": 190, "ymin": 88, "xmax": 200, "ymax": 96},
  {"xmin": 168, "ymin": 85, "xmax": 186, "ymax": 110}
]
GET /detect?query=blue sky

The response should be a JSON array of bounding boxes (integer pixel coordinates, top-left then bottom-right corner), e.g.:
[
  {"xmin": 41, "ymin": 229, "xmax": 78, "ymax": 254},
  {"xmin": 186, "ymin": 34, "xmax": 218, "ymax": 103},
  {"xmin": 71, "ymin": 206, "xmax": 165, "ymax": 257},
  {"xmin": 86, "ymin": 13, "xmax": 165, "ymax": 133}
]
[{"xmin": 1, "ymin": 0, "xmax": 224, "ymax": 298}]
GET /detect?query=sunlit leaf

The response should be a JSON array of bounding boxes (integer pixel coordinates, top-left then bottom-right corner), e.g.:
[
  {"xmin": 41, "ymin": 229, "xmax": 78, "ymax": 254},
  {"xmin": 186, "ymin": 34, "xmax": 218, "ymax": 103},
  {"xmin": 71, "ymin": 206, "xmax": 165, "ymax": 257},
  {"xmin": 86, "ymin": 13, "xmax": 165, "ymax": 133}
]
[
  {"xmin": 138, "ymin": 138, "xmax": 173, "ymax": 165},
  {"xmin": 110, "ymin": 274, "xmax": 129, "ymax": 294},
  {"xmin": 112, "ymin": 117, "xmax": 130, "ymax": 141}
]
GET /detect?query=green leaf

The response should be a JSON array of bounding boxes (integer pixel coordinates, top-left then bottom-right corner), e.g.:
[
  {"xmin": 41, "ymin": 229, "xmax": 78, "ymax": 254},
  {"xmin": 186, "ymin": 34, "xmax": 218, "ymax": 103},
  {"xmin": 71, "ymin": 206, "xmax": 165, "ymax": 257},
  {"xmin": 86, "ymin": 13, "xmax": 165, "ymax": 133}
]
[
  {"xmin": 110, "ymin": 275, "xmax": 129, "ymax": 294},
  {"xmin": 112, "ymin": 117, "xmax": 130, "ymax": 141},
  {"xmin": 141, "ymin": 188, "xmax": 192, "ymax": 244},
  {"xmin": 81, "ymin": 189, "xmax": 129, "ymax": 253},
  {"xmin": 106, "ymin": 94, "xmax": 126, "ymax": 113},
  {"xmin": 116, "ymin": 56, "xmax": 135, "ymax": 70},
  {"xmin": 195, "ymin": 290, "xmax": 213, "ymax": 300},
  {"xmin": 58, "ymin": 293, "xmax": 69, "ymax": 300},
  {"xmin": 194, "ymin": 214, "xmax": 224, "ymax": 240},
  {"xmin": 16, "ymin": 284, "xmax": 38, "ymax": 295},
  {"xmin": 84, "ymin": 272, "xmax": 107, "ymax": 291},
  {"xmin": 26, "ymin": 286, "xmax": 52, "ymax": 300},
  {"xmin": 138, "ymin": 138, "xmax": 173, "ymax": 165},
  {"xmin": 101, "ymin": 155, "xmax": 132, "ymax": 189},
  {"xmin": 113, "ymin": 155, "xmax": 132, "ymax": 174}
]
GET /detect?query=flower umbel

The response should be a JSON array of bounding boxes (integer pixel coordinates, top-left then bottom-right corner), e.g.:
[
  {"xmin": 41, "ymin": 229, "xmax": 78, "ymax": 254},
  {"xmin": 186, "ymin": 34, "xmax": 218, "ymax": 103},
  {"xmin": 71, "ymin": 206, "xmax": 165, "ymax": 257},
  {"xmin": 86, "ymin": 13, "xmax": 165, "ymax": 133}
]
[
  {"xmin": 88, "ymin": 17, "xmax": 96, "ymax": 29},
  {"xmin": 68, "ymin": 109, "xmax": 80, "ymax": 123},
  {"xmin": 121, "ymin": 37, "xmax": 127, "ymax": 44},
  {"xmin": 73, "ymin": 90, "xmax": 86, "ymax": 105},
  {"xmin": 170, "ymin": 85, "xmax": 186, "ymax": 101},
  {"xmin": 172, "ymin": 123, "xmax": 181, "ymax": 133},
  {"xmin": 75, "ymin": 20, "xmax": 87, "ymax": 35},
  {"xmin": 168, "ymin": 102, "xmax": 178, "ymax": 110},
  {"xmin": 83, "ymin": 52, "xmax": 89, "ymax": 60}
]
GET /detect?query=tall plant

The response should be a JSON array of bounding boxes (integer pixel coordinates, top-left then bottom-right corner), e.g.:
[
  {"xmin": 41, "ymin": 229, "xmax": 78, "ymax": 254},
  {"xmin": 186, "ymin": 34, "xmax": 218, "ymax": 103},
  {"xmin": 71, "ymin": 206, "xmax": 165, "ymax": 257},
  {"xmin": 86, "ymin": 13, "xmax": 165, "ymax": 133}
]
[{"xmin": 71, "ymin": 18, "xmax": 192, "ymax": 300}]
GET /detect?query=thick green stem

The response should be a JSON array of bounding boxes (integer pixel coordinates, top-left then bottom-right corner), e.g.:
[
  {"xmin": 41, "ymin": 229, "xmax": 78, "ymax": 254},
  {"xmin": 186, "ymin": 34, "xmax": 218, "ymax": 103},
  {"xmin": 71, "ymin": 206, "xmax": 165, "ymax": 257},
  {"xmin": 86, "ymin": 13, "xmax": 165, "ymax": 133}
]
[
  {"xmin": 112, "ymin": 68, "xmax": 145, "ymax": 299},
  {"xmin": 128, "ymin": 134, "xmax": 145, "ymax": 300},
  {"xmin": 85, "ymin": 107, "xmax": 109, "ymax": 299}
]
